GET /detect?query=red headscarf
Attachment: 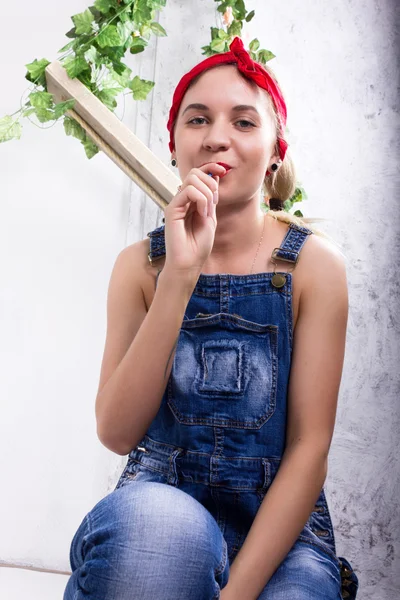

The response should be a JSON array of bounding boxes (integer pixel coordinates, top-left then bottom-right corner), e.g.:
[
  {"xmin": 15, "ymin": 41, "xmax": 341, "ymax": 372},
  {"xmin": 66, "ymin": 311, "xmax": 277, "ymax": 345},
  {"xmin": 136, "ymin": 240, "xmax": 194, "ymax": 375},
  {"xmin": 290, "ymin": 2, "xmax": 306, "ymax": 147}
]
[{"xmin": 166, "ymin": 36, "xmax": 289, "ymax": 168}]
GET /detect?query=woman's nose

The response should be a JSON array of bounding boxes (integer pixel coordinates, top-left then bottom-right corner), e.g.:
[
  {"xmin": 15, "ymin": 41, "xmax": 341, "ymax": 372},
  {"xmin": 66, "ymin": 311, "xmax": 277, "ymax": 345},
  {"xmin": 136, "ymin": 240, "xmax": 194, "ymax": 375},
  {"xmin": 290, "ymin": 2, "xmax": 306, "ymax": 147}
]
[{"xmin": 203, "ymin": 126, "xmax": 230, "ymax": 150}]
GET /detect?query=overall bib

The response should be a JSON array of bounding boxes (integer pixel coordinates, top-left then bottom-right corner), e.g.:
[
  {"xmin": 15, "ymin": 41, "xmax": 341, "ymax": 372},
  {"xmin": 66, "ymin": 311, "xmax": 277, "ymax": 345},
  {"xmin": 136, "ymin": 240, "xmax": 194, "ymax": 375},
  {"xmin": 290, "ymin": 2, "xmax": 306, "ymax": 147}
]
[
  {"xmin": 64, "ymin": 221, "xmax": 359, "ymax": 600},
  {"xmin": 114, "ymin": 222, "xmax": 359, "ymax": 599}
]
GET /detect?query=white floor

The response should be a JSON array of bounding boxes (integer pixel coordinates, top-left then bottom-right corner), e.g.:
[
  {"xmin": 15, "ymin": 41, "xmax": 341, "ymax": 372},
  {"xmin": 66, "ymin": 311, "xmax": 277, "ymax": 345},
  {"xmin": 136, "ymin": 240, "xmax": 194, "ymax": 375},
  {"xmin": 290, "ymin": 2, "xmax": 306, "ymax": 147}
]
[{"xmin": 0, "ymin": 567, "xmax": 70, "ymax": 600}]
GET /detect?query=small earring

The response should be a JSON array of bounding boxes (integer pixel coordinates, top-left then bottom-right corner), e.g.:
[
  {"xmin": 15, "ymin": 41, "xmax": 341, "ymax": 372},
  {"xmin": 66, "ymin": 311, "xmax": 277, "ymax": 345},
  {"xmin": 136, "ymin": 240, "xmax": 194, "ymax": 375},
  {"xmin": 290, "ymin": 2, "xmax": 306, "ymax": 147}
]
[
  {"xmin": 171, "ymin": 158, "xmax": 177, "ymax": 167},
  {"xmin": 265, "ymin": 160, "xmax": 282, "ymax": 177}
]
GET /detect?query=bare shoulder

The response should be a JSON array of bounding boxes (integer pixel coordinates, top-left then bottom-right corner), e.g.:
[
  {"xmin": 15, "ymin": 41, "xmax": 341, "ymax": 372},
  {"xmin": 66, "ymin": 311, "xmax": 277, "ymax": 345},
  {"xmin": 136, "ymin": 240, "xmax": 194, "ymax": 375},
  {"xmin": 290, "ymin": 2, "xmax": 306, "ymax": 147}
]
[
  {"xmin": 299, "ymin": 229, "xmax": 347, "ymax": 281},
  {"xmin": 119, "ymin": 237, "xmax": 156, "ymax": 276},
  {"xmin": 295, "ymin": 228, "xmax": 349, "ymax": 313},
  {"xmin": 123, "ymin": 236, "xmax": 164, "ymax": 310},
  {"xmin": 109, "ymin": 238, "xmax": 151, "ymax": 305},
  {"xmin": 120, "ymin": 236, "xmax": 148, "ymax": 260}
]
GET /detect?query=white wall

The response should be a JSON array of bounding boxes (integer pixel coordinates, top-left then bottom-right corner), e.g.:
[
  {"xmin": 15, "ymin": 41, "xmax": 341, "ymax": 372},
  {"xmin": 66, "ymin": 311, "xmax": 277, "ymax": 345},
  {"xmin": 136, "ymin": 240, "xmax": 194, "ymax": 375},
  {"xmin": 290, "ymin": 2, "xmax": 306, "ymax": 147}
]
[{"xmin": 0, "ymin": 1, "xmax": 399, "ymax": 598}]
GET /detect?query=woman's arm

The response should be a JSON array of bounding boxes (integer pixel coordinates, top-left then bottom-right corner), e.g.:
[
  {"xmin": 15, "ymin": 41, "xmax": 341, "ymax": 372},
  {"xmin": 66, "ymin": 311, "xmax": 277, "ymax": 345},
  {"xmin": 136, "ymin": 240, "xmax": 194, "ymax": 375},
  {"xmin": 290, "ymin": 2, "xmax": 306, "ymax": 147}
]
[
  {"xmin": 221, "ymin": 240, "xmax": 349, "ymax": 600},
  {"xmin": 96, "ymin": 245, "xmax": 200, "ymax": 456}
]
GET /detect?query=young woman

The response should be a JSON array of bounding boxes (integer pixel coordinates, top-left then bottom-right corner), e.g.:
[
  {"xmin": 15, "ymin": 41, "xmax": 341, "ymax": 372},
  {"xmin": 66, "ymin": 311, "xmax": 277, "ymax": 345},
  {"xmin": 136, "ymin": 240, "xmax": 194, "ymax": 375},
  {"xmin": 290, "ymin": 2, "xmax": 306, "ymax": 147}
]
[{"xmin": 63, "ymin": 37, "xmax": 359, "ymax": 600}]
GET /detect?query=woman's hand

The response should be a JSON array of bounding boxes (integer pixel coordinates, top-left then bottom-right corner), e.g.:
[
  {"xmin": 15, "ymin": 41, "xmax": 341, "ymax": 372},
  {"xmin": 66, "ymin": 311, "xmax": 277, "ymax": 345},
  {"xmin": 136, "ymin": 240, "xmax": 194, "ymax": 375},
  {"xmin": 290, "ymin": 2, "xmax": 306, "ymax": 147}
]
[{"xmin": 163, "ymin": 162, "xmax": 227, "ymax": 276}]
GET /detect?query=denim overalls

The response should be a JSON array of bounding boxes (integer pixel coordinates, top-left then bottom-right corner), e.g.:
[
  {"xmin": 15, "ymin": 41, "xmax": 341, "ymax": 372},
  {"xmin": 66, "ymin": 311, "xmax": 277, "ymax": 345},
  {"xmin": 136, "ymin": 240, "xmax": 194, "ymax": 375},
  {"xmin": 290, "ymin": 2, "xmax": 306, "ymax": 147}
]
[
  {"xmin": 113, "ymin": 221, "xmax": 359, "ymax": 599},
  {"xmin": 64, "ymin": 220, "xmax": 360, "ymax": 600}
]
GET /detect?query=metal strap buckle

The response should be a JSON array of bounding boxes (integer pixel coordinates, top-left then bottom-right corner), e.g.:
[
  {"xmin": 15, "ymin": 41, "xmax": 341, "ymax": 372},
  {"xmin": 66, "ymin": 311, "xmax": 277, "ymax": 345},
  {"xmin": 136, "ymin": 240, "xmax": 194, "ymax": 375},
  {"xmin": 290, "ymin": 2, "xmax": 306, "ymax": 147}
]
[
  {"xmin": 271, "ymin": 247, "xmax": 300, "ymax": 265},
  {"xmin": 147, "ymin": 251, "xmax": 164, "ymax": 266}
]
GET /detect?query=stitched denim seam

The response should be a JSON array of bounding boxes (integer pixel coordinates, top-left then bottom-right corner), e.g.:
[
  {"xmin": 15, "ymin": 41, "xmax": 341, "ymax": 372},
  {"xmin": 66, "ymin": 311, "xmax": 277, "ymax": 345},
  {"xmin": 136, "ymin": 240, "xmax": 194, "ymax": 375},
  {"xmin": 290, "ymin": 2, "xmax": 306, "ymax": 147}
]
[{"xmin": 214, "ymin": 537, "xmax": 228, "ymax": 577}]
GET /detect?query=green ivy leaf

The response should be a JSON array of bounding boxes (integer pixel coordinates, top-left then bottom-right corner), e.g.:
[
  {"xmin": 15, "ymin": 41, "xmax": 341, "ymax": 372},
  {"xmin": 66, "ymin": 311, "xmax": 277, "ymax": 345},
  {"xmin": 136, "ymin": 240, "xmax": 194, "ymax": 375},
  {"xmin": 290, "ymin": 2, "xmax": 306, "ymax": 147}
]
[
  {"xmin": 34, "ymin": 108, "xmax": 56, "ymax": 123},
  {"xmin": 97, "ymin": 25, "xmax": 123, "ymax": 48},
  {"xmin": 210, "ymin": 27, "xmax": 220, "ymax": 40},
  {"xmin": 0, "ymin": 116, "xmax": 22, "ymax": 143},
  {"xmin": 21, "ymin": 107, "xmax": 37, "ymax": 118},
  {"xmin": 25, "ymin": 58, "xmax": 51, "ymax": 86},
  {"xmin": 130, "ymin": 45, "xmax": 145, "ymax": 54},
  {"xmin": 216, "ymin": 1, "xmax": 231, "ymax": 14},
  {"xmin": 291, "ymin": 188, "xmax": 303, "ymax": 203},
  {"xmin": 54, "ymin": 99, "xmax": 76, "ymax": 119},
  {"xmin": 129, "ymin": 37, "xmax": 147, "ymax": 53},
  {"xmin": 200, "ymin": 44, "xmax": 213, "ymax": 57},
  {"xmin": 246, "ymin": 10, "xmax": 255, "ymax": 22},
  {"xmin": 210, "ymin": 38, "xmax": 227, "ymax": 53},
  {"xmin": 117, "ymin": 20, "xmax": 135, "ymax": 45},
  {"xmin": 132, "ymin": 0, "xmax": 153, "ymax": 25},
  {"xmin": 128, "ymin": 75, "xmax": 155, "ymax": 100},
  {"xmin": 95, "ymin": 88, "xmax": 119, "ymax": 110},
  {"xmin": 111, "ymin": 63, "xmax": 132, "ymax": 83},
  {"xmin": 227, "ymin": 21, "xmax": 242, "ymax": 37},
  {"xmin": 84, "ymin": 45, "xmax": 100, "ymax": 65},
  {"xmin": 82, "ymin": 137, "xmax": 100, "ymax": 158},
  {"xmin": 78, "ymin": 70, "xmax": 95, "ymax": 89},
  {"xmin": 63, "ymin": 56, "xmax": 90, "ymax": 78},
  {"xmin": 293, "ymin": 210, "xmax": 304, "ymax": 217},
  {"xmin": 94, "ymin": 0, "xmax": 116, "ymax": 14},
  {"xmin": 65, "ymin": 27, "xmax": 78, "ymax": 39},
  {"xmin": 63, "ymin": 116, "xmax": 86, "ymax": 141},
  {"xmin": 29, "ymin": 91, "xmax": 54, "ymax": 109},
  {"xmin": 233, "ymin": 0, "xmax": 246, "ymax": 20},
  {"xmin": 72, "ymin": 9, "xmax": 95, "ymax": 35},
  {"xmin": 101, "ymin": 44, "xmax": 126, "ymax": 64},
  {"xmin": 58, "ymin": 40, "xmax": 76, "ymax": 54},
  {"xmin": 139, "ymin": 24, "xmax": 152, "ymax": 40},
  {"xmin": 249, "ymin": 38, "xmax": 260, "ymax": 52},
  {"xmin": 148, "ymin": 0, "xmax": 166, "ymax": 8},
  {"xmin": 149, "ymin": 21, "xmax": 167, "ymax": 36},
  {"xmin": 88, "ymin": 6, "xmax": 103, "ymax": 21},
  {"xmin": 257, "ymin": 49, "xmax": 276, "ymax": 64},
  {"xmin": 101, "ymin": 69, "xmax": 125, "ymax": 91}
]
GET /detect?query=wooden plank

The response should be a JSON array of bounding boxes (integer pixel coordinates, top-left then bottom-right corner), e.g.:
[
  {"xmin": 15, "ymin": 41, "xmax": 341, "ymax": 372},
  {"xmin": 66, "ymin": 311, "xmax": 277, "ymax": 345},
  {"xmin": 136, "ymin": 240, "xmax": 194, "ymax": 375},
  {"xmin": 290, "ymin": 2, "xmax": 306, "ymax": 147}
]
[{"xmin": 45, "ymin": 60, "xmax": 181, "ymax": 211}]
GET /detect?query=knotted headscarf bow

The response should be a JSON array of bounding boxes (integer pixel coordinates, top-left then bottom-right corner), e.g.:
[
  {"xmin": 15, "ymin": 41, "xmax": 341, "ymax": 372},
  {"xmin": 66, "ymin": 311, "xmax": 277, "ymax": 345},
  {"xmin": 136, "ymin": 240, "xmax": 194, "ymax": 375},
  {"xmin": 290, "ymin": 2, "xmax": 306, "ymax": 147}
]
[{"xmin": 167, "ymin": 36, "xmax": 288, "ymax": 166}]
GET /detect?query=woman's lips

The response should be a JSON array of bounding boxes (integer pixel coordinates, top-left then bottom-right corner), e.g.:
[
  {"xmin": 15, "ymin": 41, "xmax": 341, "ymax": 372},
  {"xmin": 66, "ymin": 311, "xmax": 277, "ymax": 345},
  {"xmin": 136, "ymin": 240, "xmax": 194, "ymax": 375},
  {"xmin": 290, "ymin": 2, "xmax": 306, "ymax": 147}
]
[
  {"xmin": 200, "ymin": 161, "xmax": 233, "ymax": 171},
  {"xmin": 216, "ymin": 162, "xmax": 233, "ymax": 170}
]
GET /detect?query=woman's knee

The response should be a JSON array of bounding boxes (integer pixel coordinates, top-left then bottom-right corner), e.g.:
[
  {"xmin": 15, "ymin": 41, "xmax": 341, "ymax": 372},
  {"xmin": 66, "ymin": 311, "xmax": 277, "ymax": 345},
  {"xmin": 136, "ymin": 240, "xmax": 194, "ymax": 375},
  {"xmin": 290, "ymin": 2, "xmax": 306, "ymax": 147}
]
[
  {"xmin": 66, "ymin": 482, "xmax": 229, "ymax": 599},
  {"xmin": 100, "ymin": 482, "xmax": 223, "ymax": 552}
]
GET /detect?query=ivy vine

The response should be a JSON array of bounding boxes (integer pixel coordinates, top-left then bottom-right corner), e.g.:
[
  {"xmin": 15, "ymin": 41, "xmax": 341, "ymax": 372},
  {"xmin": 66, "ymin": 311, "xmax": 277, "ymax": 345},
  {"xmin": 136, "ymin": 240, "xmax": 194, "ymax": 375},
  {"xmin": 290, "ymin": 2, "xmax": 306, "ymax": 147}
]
[{"xmin": 0, "ymin": 0, "xmax": 305, "ymax": 215}]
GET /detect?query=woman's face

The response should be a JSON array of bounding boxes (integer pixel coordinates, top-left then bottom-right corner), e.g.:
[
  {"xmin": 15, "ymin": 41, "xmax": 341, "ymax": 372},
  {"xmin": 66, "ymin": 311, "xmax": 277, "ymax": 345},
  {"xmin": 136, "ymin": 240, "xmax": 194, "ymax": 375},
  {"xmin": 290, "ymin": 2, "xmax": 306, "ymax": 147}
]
[{"xmin": 173, "ymin": 64, "xmax": 279, "ymax": 203}]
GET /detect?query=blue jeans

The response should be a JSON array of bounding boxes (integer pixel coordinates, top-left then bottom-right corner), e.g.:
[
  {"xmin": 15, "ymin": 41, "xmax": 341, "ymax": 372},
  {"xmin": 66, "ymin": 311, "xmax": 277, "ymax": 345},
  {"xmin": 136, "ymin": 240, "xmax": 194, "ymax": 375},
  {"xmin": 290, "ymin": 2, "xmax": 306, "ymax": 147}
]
[{"xmin": 63, "ymin": 480, "xmax": 342, "ymax": 600}]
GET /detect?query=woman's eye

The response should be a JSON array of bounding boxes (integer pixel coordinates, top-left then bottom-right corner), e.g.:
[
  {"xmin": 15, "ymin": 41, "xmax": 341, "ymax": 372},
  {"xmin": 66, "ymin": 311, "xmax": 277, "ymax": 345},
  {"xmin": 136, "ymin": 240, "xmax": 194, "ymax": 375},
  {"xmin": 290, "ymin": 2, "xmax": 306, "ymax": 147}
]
[
  {"xmin": 188, "ymin": 117, "xmax": 207, "ymax": 125},
  {"xmin": 237, "ymin": 120, "xmax": 255, "ymax": 128},
  {"xmin": 188, "ymin": 117, "xmax": 254, "ymax": 128}
]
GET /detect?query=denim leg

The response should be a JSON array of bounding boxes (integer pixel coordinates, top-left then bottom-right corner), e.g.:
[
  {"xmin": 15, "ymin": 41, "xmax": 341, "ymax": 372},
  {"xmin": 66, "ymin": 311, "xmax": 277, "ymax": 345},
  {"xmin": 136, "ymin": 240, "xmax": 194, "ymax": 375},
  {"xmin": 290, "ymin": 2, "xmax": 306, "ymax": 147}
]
[
  {"xmin": 63, "ymin": 481, "xmax": 229, "ymax": 600},
  {"xmin": 256, "ymin": 540, "xmax": 342, "ymax": 600}
]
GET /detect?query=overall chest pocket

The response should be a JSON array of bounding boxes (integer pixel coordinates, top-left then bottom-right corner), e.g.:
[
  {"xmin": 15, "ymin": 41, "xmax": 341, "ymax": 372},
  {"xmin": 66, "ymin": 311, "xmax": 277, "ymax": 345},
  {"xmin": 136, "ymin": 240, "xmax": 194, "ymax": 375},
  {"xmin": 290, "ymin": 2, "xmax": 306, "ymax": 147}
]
[{"xmin": 167, "ymin": 312, "xmax": 279, "ymax": 429}]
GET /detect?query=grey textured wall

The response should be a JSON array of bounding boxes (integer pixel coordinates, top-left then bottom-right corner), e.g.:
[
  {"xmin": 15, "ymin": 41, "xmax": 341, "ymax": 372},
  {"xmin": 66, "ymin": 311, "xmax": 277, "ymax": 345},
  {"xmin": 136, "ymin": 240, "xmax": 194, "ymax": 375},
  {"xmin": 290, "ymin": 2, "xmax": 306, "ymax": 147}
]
[{"xmin": 126, "ymin": 1, "xmax": 400, "ymax": 597}]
